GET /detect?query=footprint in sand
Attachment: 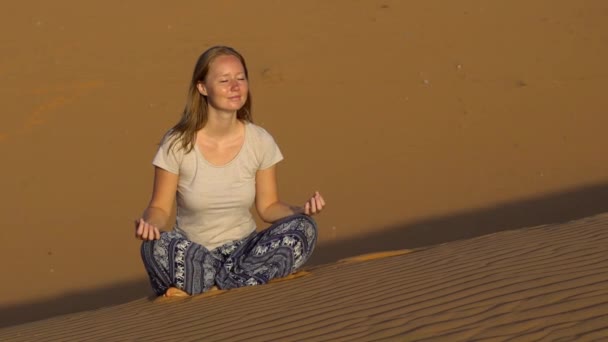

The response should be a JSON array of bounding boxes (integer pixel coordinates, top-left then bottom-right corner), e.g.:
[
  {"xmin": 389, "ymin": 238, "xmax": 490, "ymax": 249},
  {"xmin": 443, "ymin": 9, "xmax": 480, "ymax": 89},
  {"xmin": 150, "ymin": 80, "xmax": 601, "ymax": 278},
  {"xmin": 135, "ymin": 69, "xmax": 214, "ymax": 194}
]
[{"xmin": 338, "ymin": 250, "xmax": 414, "ymax": 264}]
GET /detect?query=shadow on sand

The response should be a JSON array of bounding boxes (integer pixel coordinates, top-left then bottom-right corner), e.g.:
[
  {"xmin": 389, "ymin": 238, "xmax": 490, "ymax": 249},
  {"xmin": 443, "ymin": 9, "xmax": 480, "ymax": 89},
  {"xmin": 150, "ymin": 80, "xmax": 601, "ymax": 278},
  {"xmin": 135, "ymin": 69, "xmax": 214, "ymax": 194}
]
[
  {"xmin": 2, "ymin": 182, "xmax": 608, "ymax": 328},
  {"xmin": 308, "ymin": 182, "xmax": 608, "ymax": 266}
]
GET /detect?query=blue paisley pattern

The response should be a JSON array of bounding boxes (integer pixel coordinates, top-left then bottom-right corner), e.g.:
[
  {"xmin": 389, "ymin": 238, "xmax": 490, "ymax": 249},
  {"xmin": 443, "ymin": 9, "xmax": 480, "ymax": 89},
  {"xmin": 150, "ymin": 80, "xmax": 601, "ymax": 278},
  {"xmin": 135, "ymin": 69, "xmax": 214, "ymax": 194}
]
[{"xmin": 141, "ymin": 214, "xmax": 317, "ymax": 296}]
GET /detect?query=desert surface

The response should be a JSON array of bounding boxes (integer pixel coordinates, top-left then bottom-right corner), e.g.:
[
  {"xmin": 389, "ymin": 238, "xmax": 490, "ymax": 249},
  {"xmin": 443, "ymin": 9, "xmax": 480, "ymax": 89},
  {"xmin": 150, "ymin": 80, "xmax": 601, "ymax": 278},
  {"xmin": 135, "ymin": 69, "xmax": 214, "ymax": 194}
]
[
  {"xmin": 1, "ymin": 0, "xmax": 608, "ymax": 339},
  {"xmin": 1, "ymin": 214, "xmax": 607, "ymax": 340}
]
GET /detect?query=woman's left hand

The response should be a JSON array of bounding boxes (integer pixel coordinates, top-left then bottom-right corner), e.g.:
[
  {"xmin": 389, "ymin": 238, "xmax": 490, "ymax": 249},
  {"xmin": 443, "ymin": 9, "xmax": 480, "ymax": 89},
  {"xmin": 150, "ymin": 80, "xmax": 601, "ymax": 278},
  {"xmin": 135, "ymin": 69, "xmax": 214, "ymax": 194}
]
[{"xmin": 304, "ymin": 191, "xmax": 326, "ymax": 216}]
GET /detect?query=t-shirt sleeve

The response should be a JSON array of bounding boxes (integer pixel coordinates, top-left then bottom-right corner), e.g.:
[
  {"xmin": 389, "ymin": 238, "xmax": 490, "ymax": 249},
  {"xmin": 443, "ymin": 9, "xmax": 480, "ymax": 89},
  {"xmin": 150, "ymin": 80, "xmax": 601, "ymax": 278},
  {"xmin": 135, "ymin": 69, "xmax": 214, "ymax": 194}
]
[
  {"xmin": 152, "ymin": 135, "xmax": 183, "ymax": 174},
  {"xmin": 258, "ymin": 128, "xmax": 284, "ymax": 170}
]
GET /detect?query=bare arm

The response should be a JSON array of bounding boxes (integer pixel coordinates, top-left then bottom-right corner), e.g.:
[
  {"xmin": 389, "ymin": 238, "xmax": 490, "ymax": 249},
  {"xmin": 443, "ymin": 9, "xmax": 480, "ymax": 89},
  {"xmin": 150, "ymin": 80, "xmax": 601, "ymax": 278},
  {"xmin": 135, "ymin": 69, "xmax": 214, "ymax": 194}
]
[
  {"xmin": 135, "ymin": 167, "xmax": 178, "ymax": 240},
  {"xmin": 255, "ymin": 165, "xmax": 325, "ymax": 223}
]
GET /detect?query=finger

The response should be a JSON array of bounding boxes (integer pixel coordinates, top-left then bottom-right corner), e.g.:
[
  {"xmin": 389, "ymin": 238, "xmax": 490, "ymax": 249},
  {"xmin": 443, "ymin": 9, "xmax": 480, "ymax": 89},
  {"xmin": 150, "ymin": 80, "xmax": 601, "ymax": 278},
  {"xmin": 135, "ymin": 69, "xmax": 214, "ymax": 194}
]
[
  {"xmin": 143, "ymin": 223, "xmax": 150, "ymax": 240},
  {"xmin": 315, "ymin": 191, "xmax": 326, "ymax": 206},
  {"xmin": 136, "ymin": 219, "xmax": 145, "ymax": 238},
  {"xmin": 147, "ymin": 224, "xmax": 157, "ymax": 241},
  {"xmin": 315, "ymin": 197, "xmax": 323, "ymax": 211},
  {"xmin": 154, "ymin": 226, "xmax": 161, "ymax": 240},
  {"xmin": 304, "ymin": 202, "xmax": 310, "ymax": 215},
  {"xmin": 310, "ymin": 198, "xmax": 317, "ymax": 214},
  {"xmin": 135, "ymin": 221, "xmax": 140, "ymax": 238},
  {"xmin": 319, "ymin": 195, "xmax": 326, "ymax": 207}
]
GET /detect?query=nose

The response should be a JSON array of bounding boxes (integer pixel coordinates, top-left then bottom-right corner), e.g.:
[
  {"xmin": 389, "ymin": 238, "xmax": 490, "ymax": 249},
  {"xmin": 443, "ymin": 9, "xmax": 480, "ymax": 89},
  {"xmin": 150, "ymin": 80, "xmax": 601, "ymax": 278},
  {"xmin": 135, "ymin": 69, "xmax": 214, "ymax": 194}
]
[{"xmin": 229, "ymin": 80, "xmax": 240, "ymax": 91}]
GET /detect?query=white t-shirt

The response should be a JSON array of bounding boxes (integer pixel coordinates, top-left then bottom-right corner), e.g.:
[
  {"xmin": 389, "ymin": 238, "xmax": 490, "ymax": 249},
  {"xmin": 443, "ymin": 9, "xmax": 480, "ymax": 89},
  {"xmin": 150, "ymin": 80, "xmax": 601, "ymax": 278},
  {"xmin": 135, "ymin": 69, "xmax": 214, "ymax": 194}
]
[{"xmin": 152, "ymin": 122, "xmax": 283, "ymax": 250}]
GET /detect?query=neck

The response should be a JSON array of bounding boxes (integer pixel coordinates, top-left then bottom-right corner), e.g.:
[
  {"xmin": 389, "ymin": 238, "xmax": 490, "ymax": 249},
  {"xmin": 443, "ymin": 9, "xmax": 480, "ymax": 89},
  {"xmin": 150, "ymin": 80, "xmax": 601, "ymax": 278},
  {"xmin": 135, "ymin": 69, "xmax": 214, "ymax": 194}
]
[{"xmin": 202, "ymin": 109, "xmax": 241, "ymax": 139}]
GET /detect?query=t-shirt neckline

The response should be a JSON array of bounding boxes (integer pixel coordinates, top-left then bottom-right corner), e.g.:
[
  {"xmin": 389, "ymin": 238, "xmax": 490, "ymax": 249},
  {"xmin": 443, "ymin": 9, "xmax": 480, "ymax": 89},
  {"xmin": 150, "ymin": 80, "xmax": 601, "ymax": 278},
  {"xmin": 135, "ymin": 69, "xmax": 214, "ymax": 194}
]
[{"xmin": 194, "ymin": 122, "xmax": 249, "ymax": 168}]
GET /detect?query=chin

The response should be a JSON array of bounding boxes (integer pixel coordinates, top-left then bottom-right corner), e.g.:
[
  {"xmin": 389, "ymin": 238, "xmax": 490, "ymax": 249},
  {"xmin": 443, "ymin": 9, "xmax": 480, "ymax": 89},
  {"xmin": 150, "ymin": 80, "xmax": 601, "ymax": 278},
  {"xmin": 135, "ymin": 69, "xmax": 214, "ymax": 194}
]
[
  {"xmin": 226, "ymin": 102, "xmax": 246, "ymax": 111},
  {"xmin": 227, "ymin": 105, "xmax": 244, "ymax": 112}
]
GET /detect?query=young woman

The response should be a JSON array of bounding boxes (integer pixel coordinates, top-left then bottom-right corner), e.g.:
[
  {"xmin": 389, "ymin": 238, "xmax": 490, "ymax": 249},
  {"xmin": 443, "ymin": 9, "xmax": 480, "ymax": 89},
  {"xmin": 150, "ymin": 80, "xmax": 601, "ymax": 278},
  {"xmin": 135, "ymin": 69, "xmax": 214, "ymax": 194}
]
[{"xmin": 135, "ymin": 46, "xmax": 325, "ymax": 297}]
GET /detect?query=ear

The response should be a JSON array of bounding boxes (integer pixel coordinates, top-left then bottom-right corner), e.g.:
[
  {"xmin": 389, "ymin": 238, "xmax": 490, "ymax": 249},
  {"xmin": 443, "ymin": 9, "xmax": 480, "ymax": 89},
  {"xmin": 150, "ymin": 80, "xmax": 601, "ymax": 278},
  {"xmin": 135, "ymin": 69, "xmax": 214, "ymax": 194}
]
[{"xmin": 197, "ymin": 82, "xmax": 208, "ymax": 96}]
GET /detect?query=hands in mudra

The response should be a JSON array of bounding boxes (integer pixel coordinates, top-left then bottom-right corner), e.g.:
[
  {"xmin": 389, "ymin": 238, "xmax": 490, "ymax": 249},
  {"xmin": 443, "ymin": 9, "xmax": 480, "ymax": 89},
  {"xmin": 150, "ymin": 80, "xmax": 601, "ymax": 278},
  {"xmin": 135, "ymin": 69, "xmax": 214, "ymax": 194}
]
[
  {"xmin": 135, "ymin": 218, "xmax": 160, "ymax": 241},
  {"xmin": 135, "ymin": 191, "xmax": 326, "ymax": 241},
  {"xmin": 303, "ymin": 191, "xmax": 326, "ymax": 216}
]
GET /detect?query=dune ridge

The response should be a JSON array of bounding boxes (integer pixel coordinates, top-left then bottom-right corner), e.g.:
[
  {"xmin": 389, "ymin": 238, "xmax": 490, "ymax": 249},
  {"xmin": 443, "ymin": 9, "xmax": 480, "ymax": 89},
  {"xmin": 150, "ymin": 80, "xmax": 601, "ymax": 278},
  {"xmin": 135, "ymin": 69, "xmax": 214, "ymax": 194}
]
[{"xmin": 1, "ymin": 213, "xmax": 607, "ymax": 341}]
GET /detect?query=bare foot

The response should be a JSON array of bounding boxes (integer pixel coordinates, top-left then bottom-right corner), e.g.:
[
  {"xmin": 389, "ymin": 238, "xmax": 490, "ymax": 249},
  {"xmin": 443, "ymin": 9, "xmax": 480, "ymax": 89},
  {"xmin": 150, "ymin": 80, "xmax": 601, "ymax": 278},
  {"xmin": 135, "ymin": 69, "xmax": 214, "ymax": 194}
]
[
  {"xmin": 268, "ymin": 270, "xmax": 311, "ymax": 284},
  {"xmin": 164, "ymin": 287, "xmax": 189, "ymax": 297}
]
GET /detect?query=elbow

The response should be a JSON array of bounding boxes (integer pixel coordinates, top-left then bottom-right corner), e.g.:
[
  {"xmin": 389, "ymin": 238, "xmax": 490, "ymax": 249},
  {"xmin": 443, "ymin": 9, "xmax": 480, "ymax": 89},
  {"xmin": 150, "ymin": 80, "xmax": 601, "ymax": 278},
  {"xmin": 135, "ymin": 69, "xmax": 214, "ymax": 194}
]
[
  {"xmin": 257, "ymin": 208, "xmax": 272, "ymax": 224},
  {"xmin": 257, "ymin": 201, "xmax": 279, "ymax": 223}
]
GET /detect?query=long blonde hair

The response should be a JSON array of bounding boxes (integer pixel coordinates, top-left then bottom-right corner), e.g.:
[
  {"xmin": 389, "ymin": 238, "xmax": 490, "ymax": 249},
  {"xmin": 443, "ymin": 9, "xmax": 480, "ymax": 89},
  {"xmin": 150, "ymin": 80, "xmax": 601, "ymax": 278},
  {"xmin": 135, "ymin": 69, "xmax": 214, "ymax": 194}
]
[{"xmin": 166, "ymin": 46, "xmax": 252, "ymax": 152}]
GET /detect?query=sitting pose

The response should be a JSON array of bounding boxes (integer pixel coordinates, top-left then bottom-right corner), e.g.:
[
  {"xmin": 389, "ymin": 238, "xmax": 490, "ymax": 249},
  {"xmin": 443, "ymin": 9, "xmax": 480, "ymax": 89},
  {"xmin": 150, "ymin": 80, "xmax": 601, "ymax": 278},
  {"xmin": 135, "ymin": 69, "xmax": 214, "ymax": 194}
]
[{"xmin": 135, "ymin": 46, "xmax": 325, "ymax": 297}]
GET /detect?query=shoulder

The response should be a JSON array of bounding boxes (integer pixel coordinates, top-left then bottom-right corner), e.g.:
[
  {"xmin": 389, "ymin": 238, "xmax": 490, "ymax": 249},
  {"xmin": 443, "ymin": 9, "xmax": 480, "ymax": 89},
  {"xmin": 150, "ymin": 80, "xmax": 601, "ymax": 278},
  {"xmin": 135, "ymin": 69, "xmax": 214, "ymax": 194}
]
[
  {"xmin": 247, "ymin": 122, "xmax": 274, "ymax": 138},
  {"xmin": 154, "ymin": 130, "xmax": 190, "ymax": 165},
  {"xmin": 245, "ymin": 122, "xmax": 283, "ymax": 169},
  {"xmin": 247, "ymin": 122, "xmax": 278, "ymax": 145},
  {"xmin": 159, "ymin": 130, "xmax": 186, "ymax": 154}
]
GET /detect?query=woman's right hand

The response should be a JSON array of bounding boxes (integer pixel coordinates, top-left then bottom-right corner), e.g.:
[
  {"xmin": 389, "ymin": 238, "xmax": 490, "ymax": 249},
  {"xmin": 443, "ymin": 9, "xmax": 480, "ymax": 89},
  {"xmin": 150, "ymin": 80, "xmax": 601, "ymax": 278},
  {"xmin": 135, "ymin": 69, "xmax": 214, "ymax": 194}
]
[{"xmin": 135, "ymin": 218, "xmax": 161, "ymax": 241}]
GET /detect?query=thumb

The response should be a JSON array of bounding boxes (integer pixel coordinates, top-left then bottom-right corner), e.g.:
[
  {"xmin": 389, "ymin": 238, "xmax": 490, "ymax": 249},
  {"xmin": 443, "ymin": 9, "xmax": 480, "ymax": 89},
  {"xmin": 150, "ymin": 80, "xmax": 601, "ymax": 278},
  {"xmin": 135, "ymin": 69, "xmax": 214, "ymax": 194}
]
[{"xmin": 135, "ymin": 218, "xmax": 145, "ymax": 236}]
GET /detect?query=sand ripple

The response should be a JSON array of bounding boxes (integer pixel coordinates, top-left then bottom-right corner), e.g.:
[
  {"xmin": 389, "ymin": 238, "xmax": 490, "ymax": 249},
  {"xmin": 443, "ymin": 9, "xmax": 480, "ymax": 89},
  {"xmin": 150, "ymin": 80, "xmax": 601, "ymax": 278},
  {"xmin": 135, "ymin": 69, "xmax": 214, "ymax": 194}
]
[{"xmin": 1, "ymin": 214, "xmax": 607, "ymax": 341}]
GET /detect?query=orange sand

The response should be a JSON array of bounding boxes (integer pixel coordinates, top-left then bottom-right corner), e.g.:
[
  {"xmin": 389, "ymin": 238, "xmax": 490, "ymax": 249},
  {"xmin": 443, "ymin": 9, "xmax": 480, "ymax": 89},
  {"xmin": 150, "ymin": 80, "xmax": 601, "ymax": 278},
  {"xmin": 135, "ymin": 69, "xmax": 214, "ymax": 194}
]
[
  {"xmin": 1, "ymin": 0, "xmax": 608, "ymax": 337},
  {"xmin": 1, "ymin": 213, "xmax": 607, "ymax": 340}
]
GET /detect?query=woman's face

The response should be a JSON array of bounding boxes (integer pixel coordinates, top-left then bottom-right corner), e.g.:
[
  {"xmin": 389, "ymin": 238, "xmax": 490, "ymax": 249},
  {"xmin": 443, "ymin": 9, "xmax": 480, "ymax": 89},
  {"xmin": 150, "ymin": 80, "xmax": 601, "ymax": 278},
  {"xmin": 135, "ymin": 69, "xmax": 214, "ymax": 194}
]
[{"xmin": 198, "ymin": 54, "xmax": 248, "ymax": 113}]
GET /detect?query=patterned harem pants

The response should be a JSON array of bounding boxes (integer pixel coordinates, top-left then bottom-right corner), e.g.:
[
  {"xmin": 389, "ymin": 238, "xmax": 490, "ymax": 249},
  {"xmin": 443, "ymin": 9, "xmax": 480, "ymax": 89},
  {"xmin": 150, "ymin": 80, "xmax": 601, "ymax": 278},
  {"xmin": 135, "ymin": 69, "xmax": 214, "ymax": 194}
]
[{"xmin": 141, "ymin": 214, "xmax": 317, "ymax": 296}]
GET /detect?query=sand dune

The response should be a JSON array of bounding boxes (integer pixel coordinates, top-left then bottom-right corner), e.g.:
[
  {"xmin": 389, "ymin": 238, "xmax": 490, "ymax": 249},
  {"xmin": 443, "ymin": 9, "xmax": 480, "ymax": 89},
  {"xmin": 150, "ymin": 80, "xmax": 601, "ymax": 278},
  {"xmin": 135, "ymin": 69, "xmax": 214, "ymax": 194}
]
[
  {"xmin": 1, "ymin": 213, "xmax": 606, "ymax": 341},
  {"xmin": 2, "ymin": 0, "xmax": 608, "ymax": 339},
  {"xmin": 2, "ymin": 0, "xmax": 608, "ymax": 311}
]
